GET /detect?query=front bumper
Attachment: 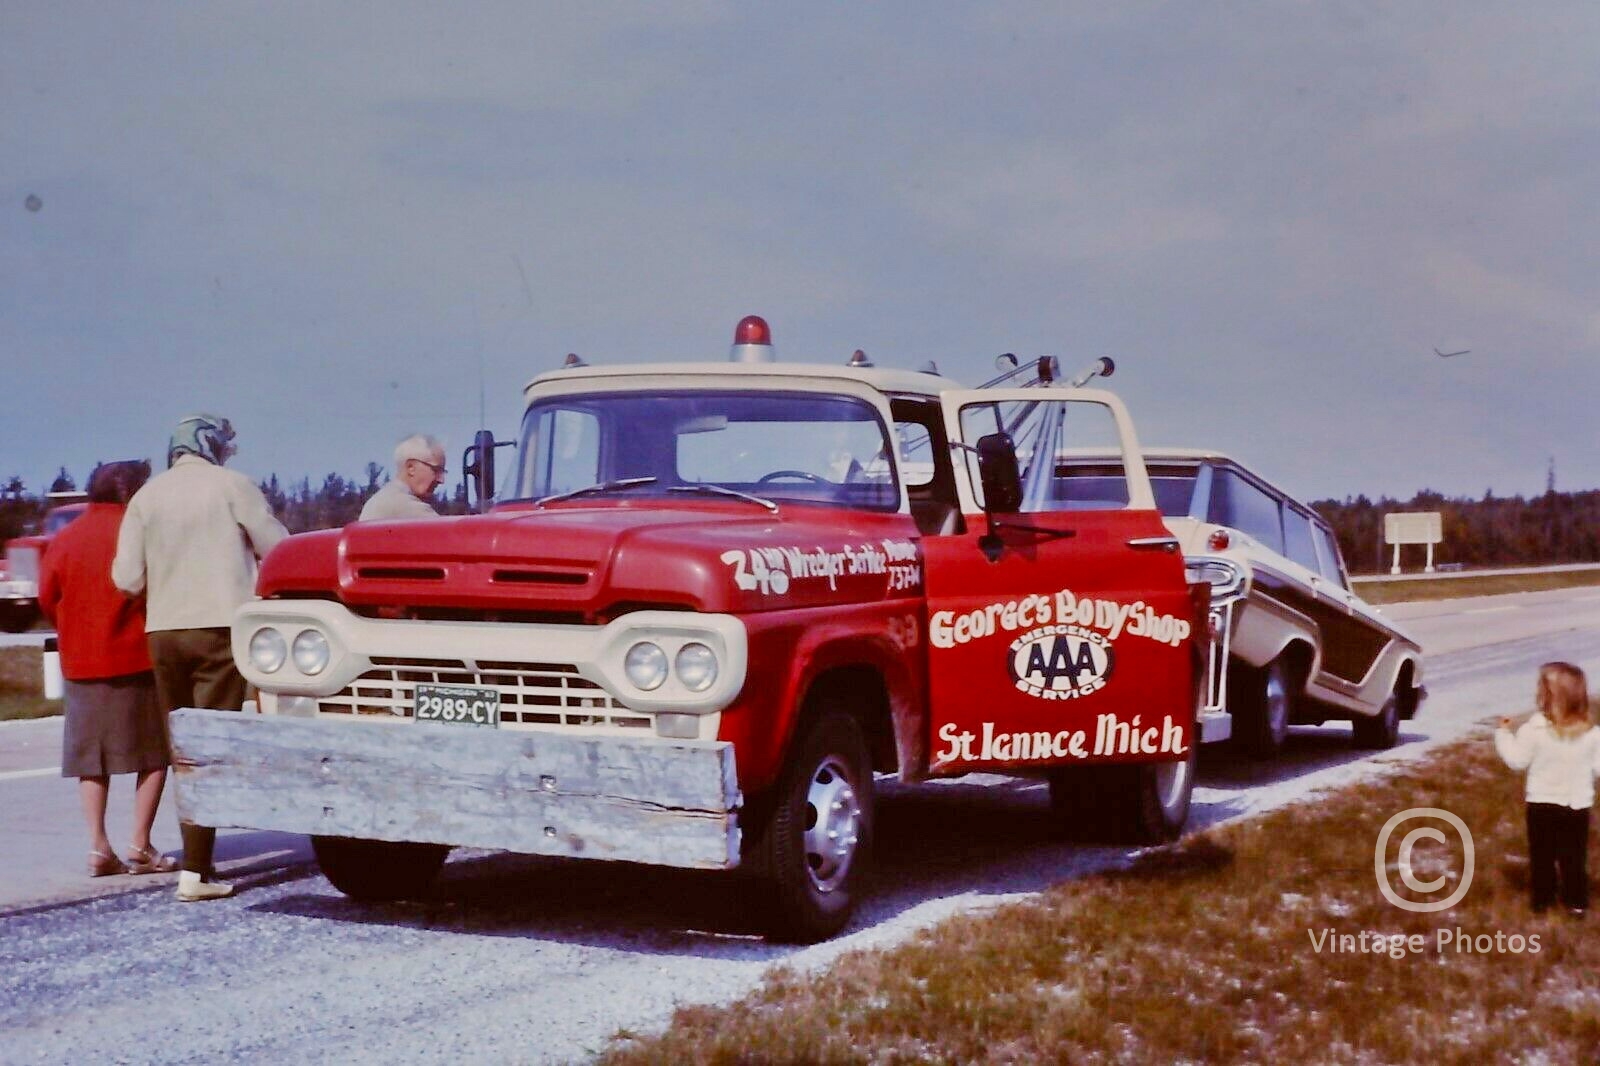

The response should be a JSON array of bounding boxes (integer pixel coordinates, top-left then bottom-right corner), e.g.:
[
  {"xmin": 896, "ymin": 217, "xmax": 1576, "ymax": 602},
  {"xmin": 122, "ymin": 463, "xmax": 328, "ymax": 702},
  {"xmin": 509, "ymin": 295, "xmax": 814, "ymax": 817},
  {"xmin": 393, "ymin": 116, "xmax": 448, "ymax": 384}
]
[
  {"xmin": 233, "ymin": 599, "xmax": 748, "ymax": 741},
  {"xmin": 0, "ymin": 579, "xmax": 35, "ymax": 603},
  {"xmin": 168, "ymin": 708, "xmax": 743, "ymax": 869}
]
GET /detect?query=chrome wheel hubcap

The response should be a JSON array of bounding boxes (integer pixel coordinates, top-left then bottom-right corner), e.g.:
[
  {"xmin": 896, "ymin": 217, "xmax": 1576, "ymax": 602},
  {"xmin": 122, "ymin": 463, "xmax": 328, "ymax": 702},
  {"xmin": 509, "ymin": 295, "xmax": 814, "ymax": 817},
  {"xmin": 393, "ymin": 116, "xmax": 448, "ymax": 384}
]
[{"xmin": 802, "ymin": 755, "xmax": 861, "ymax": 893}]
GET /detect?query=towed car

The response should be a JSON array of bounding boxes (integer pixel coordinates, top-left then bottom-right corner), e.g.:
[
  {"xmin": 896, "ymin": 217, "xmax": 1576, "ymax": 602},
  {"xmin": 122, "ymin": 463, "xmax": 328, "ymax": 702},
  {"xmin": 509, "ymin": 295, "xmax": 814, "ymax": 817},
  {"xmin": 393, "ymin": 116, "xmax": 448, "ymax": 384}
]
[{"xmin": 1053, "ymin": 449, "xmax": 1424, "ymax": 757}]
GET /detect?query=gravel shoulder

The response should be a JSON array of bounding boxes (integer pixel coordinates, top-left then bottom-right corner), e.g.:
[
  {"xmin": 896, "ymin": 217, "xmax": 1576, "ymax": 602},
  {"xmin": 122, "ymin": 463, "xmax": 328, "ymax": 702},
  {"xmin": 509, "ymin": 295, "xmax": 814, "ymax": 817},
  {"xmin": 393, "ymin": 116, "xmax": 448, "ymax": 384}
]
[{"xmin": 1, "ymin": 604, "xmax": 1591, "ymax": 1064}]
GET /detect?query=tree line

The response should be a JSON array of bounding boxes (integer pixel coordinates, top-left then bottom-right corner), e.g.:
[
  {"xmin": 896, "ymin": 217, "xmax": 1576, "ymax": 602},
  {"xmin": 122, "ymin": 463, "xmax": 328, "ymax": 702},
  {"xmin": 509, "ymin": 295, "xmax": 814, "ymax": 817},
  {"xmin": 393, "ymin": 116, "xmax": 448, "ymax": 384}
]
[
  {"xmin": 1312, "ymin": 489, "xmax": 1600, "ymax": 575},
  {"xmin": 257, "ymin": 469, "xmax": 469, "ymax": 532},
  {"xmin": 4, "ymin": 468, "xmax": 1597, "ymax": 576},
  {"xmin": 0, "ymin": 465, "xmax": 468, "ymax": 543}
]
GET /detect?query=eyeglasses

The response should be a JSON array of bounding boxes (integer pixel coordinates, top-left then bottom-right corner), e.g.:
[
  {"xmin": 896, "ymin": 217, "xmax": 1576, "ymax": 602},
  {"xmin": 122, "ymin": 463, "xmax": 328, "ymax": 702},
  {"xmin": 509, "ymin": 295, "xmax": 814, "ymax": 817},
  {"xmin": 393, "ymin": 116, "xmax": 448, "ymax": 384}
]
[{"xmin": 411, "ymin": 458, "xmax": 447, "ymax": 477}]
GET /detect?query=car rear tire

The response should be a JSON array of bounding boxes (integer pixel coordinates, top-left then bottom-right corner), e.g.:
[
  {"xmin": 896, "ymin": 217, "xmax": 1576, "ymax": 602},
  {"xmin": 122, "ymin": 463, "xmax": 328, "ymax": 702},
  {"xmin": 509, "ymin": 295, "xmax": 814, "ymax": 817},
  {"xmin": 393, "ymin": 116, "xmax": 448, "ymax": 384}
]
[
  {"xmin": 1236, "ymin": 657, "xmax": 1293, "ymax": 758},
  {"xmin": 311, "ymin": 836, "xmax": 450, "ymax": 901},
  {"xmin": 753, "ymin": 710, "xmax": 874, "ymax": 943},
  {"xmin": 1049, "ymin": 740, "xmax": 1196, "ymax": 844},
  {"xmin": 1352, "ymin": 692, "xmax": 1401, "ymax": 749}
]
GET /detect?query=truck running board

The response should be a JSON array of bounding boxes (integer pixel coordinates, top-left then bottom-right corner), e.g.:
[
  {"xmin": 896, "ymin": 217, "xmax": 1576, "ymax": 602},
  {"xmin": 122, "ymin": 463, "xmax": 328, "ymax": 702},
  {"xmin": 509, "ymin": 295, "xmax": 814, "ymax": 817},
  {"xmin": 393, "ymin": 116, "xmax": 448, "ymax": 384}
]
[{"xmin": 168, "ymin": 709, "xmax": 742, "ymax": 870}]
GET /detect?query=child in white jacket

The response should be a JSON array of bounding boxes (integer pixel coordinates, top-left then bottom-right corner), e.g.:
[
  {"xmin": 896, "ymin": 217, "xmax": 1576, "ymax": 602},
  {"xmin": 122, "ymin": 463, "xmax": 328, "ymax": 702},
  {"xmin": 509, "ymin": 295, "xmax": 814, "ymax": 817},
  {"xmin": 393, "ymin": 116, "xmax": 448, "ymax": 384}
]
[{"xmin": 1495, "ymin": 661, "xmax": 1600, "ymax": 915}]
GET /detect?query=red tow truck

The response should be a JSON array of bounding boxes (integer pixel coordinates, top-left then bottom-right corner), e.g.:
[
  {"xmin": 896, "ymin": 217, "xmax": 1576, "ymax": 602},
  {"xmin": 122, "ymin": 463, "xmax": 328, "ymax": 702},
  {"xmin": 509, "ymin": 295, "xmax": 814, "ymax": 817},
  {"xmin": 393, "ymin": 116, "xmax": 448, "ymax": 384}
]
[
  {"xmin": 169, "ymin": 318, "xmax": 1209, "ymax": 941},
  {"xmin": 2, "ymin": 497, "xmax": 88, "ymax": 633}
]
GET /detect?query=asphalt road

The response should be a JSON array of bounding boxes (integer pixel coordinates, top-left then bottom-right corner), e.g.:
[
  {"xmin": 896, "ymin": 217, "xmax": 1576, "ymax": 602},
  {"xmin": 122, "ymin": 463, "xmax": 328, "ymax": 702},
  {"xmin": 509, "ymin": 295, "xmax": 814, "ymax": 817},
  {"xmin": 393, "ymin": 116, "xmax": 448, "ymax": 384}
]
[{"xmin": 2, "ymin": 587, "xmax": 1598, "ymax": 1064}]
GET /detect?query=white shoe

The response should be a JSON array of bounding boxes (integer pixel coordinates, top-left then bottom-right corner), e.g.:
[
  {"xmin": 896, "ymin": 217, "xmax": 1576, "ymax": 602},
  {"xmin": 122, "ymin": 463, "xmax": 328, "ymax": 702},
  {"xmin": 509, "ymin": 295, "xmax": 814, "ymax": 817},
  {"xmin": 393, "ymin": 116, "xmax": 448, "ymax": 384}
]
[{"xmin": 176, "ymin": 874, "xmax": 235, "ymax": 902}]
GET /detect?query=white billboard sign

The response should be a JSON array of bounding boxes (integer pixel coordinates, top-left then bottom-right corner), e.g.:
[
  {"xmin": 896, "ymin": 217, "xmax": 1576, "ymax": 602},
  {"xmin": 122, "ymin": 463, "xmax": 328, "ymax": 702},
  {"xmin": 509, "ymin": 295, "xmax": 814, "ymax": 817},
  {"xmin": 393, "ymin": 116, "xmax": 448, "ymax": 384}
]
[{"xmin": 1383, "ymin": 511, "xmax": 1443, "ymax": 574}]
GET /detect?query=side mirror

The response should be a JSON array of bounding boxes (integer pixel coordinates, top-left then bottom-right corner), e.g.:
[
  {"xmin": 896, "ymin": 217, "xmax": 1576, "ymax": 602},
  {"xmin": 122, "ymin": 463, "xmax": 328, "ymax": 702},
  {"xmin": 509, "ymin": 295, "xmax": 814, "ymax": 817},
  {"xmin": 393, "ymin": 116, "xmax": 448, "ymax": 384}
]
[
  {"xmin": 975, "ymin": 432, "xmax": 1022, "ymax": 514},
  {"xmin": 462, "ymin": 429, "xmax": 505, "ymax": 513}
]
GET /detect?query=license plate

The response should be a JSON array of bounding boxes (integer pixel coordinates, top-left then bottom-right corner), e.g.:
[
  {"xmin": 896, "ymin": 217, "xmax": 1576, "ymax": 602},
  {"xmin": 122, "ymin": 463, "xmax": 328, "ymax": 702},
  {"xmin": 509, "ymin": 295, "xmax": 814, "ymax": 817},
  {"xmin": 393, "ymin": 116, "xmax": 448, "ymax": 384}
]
[{"xmin": 414, "ymin": 684, "xmax": 500, "ymax": 727}]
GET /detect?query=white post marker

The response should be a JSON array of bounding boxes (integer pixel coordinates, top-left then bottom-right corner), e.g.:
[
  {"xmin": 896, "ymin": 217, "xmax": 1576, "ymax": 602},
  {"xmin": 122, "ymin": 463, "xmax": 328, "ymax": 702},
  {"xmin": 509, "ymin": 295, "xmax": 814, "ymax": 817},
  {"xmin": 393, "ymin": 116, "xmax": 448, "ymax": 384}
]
[{"xmin": 42, "ymin": 636, "xmax": 63, "ymax": 700}]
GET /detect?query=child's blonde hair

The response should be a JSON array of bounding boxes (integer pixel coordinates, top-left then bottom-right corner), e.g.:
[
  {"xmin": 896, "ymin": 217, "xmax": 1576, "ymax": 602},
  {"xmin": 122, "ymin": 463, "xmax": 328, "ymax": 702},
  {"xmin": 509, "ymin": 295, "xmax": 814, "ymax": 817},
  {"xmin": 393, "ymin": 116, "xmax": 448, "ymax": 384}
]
[{"xmin": 1537, "ymin": 661, "xmax": 1592, "ymax": 739}]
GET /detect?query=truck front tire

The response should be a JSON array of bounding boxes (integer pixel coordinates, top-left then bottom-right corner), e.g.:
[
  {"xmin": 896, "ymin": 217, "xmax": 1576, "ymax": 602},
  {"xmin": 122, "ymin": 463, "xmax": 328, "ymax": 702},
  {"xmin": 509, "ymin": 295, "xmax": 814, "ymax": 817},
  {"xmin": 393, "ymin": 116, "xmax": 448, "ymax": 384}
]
[
  {"xmin": 755, "ymin": 710, "xmax": 874, "ymax": 943},
  {"xmin": 311, "ymin": 836, "xmax": 451, "ymax": 901}
]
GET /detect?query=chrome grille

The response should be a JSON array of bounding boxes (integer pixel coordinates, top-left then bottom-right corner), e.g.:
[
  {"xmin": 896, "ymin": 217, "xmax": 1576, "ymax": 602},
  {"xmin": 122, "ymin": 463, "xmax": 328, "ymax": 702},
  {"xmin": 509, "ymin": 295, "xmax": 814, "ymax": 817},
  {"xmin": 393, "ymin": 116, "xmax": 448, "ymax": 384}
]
[
  {"xmin": 5, "ymin": 546, "xmax": 39, "ymax": 584},
  {"xmin": 316, "ymin": 656, "xmax": 650, "ymax": 733}
]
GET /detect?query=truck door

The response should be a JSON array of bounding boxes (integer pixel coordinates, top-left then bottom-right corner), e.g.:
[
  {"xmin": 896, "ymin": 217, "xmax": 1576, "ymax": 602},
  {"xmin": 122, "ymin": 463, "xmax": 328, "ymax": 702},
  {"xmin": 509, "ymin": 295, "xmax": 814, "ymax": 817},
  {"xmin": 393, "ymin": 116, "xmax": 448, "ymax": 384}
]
[{"xmin": 920, "ymin": 388, "xmax": 1198, "ymax": 775}]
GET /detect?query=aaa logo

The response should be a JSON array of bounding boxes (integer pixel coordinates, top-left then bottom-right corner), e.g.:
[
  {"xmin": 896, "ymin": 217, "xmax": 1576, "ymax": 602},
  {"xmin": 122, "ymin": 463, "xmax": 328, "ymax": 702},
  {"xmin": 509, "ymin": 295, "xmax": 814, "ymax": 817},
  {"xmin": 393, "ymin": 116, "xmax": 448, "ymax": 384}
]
[{"xmin": 1006, "ymin": 624, "xmax": 1113, "ymax": 699}]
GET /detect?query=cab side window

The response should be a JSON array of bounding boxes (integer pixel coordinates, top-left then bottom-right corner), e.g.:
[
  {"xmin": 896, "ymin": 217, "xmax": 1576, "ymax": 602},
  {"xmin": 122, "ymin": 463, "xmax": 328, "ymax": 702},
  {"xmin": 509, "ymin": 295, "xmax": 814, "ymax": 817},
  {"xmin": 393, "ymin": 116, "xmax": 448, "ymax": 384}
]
[
  {"xmin": 890, "ymin": 397, "xmax": 963, "ymax": 536},
  {"xmin": 958, "ymin": 399, "xmax": 1129, "ymax": 513}
]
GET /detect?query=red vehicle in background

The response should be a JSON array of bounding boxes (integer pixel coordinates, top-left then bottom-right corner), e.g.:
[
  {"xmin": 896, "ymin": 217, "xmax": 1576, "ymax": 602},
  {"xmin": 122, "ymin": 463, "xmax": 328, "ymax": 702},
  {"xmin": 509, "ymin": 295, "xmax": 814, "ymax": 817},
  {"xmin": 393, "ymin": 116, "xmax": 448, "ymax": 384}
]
[
  {"xmin": 168, "ymin": 319, "xmax": 1210, "ymax": 941},
  {"xmin": 2, "ymin": 496, "xmax": 88, "ymax": 633}
]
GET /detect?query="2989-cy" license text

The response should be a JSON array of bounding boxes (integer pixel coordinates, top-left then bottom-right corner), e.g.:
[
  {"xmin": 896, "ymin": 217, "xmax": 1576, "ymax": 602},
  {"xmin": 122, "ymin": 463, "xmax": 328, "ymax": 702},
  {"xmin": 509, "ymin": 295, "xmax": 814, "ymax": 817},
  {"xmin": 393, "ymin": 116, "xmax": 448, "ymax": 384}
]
[{"xmin": 414, "ymin": 684, "xmax": 500, "ymax": 727}]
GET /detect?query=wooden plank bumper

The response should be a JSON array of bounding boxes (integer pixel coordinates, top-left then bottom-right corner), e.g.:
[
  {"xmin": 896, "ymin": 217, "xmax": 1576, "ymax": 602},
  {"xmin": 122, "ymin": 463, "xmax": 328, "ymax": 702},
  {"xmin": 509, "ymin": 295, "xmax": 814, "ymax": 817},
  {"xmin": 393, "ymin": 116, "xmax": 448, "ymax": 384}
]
[{"xmin": 168, "ymin": 709, "xmax": 742, "ymax": 870}]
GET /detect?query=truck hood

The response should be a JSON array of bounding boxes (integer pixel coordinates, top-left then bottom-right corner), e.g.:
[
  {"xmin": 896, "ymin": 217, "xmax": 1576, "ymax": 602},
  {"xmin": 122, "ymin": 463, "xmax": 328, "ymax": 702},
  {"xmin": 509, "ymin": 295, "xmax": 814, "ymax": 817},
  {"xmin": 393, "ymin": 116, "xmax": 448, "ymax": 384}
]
[{"xmin": 258, "ymin": 501, "xmax": 922, "ymax": 617}]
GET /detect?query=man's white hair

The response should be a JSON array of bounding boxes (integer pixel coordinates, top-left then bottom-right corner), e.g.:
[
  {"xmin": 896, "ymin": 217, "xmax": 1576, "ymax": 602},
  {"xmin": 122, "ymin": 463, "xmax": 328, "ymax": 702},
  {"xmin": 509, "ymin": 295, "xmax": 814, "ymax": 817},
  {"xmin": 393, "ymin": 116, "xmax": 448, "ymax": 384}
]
[{"xmin": 393, "ymin": 434, "xmax": 445, "ymax": 472}]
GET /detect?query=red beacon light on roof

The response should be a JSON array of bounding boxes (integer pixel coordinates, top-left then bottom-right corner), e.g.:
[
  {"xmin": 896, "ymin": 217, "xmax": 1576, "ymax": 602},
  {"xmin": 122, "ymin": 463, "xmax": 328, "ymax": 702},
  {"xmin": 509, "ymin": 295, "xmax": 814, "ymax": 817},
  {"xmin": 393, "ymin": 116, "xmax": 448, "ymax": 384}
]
[{"xmin": 730, "ymin": 315, "xmax": 775, "ymax": 363}]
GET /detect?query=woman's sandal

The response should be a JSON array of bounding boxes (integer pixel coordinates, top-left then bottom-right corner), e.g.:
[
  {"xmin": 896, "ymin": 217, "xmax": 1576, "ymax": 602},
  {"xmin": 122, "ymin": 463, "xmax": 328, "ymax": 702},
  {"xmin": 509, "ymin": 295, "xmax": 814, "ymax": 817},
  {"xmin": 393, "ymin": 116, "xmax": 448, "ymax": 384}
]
[
  {"xmin": 88, "ymin": 849, "xmax": 128, "ymax": 877},
  {"xmin": 125, "ymin": 845, "xmax": 179, "ymax": 875}
]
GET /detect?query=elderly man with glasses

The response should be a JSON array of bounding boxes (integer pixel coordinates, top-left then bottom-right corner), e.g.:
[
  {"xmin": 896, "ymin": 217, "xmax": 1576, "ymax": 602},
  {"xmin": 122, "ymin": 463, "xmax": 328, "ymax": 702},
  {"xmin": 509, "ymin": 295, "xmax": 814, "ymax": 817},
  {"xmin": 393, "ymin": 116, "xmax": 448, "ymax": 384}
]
[{"xmin": 359, "ymin": 434, "xmax": 448, "ymax": 521}]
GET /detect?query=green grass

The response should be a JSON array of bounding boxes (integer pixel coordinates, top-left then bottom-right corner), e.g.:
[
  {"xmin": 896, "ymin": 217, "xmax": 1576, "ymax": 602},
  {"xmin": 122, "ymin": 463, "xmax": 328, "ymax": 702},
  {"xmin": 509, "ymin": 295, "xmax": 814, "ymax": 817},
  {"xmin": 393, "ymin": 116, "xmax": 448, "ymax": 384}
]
[
  {"xmin": 599, "ymin": 726, "xmax": 1600, "ymax": 1064},
  {"xmin": 1353, "ymin": 567, "xmax": 1600, "ymax": 604},
  {"xmin": 0, "ymin": 646, "xmax": 62, "ymax": 721}
]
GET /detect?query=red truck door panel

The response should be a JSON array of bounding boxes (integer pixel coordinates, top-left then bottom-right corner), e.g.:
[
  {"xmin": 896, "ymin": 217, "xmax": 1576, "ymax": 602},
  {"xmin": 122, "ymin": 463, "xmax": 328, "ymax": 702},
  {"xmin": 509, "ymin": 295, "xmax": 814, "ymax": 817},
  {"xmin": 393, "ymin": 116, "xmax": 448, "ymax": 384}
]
[{"xmin": 922, "ymin": 389, "xmax": 1197, "ymax": 775}]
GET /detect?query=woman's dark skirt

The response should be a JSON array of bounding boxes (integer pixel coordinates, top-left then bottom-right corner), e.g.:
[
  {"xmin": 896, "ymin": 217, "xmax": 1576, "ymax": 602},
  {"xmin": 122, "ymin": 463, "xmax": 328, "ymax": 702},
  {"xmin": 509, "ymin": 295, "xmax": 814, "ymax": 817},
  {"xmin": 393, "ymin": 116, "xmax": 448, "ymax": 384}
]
[{"xmin": 60, "ymin": 671, "xmax": 169, "ymax": 778}]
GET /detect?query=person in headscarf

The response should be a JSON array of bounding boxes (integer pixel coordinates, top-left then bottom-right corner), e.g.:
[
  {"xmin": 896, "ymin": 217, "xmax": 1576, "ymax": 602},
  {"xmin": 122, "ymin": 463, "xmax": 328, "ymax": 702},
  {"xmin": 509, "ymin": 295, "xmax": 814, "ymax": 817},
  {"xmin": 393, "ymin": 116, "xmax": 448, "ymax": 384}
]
[
  {"xmin": 40, "ymin": 459, "xmax": 178, "ymax": 878},
  {"xmin": 113, "ymin": 413, "xmax": 288, "ymax": 901}
]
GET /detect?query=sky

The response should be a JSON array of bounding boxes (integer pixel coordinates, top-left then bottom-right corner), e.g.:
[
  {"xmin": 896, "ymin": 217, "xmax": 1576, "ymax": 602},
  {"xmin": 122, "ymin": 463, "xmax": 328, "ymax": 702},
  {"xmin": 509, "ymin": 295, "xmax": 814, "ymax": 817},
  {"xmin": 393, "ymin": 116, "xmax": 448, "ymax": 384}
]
[{"xmin": 3, "ymin": 3, "xmax": 1598, "ymax": 505}]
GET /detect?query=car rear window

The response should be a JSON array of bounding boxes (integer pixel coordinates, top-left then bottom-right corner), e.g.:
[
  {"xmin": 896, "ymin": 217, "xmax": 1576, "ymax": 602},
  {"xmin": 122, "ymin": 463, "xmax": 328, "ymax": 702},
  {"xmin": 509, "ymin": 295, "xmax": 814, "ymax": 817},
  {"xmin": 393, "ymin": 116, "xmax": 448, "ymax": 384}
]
[
  {"xmin": 1208, "ymin": 469, "xmax": 1285, "ymax": 554},
  {"xmin": 1283, "ymin": 507, "xmax": 1321, "ymax": 572}
]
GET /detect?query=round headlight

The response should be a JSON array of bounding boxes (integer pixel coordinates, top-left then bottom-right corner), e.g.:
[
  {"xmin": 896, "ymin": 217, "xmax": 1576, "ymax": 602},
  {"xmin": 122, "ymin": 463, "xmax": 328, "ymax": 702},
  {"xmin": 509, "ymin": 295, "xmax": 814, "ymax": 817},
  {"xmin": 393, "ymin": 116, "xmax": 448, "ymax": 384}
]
[
  {"xmin": 624, "ymin": 641, "xmax": 668, "ymax": 691},
  {"xmin": 249, "ymin": 628, "xmax": 287, "ymax": 673},
  {"xmin": 291, "ymin": 629, "xmax": 330, "ymax": 676},
  {"xmin": 674, "ymin": 642, "xmax": 718, "ymax": 692}
]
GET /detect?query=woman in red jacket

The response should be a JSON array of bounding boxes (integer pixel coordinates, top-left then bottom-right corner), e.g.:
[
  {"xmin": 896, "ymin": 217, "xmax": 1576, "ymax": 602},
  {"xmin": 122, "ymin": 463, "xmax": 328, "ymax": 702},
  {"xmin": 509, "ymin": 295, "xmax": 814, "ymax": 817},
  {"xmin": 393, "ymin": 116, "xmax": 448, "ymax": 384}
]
[{"xmin": 39, "ymin": 460, "xmax": 177, "ymax": 877}]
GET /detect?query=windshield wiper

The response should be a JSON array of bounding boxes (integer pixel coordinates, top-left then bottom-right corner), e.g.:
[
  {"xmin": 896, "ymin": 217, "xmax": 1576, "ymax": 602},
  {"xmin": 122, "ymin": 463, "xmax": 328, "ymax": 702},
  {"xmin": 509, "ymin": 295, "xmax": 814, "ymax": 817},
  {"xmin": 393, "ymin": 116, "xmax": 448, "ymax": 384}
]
[
  {"xmin": 667, "ymin": 484, "xmax": 780, "ymax": 513},
  {"xmin": 536, "ymin": 477, "xmax": 658, "ymax": 507}
]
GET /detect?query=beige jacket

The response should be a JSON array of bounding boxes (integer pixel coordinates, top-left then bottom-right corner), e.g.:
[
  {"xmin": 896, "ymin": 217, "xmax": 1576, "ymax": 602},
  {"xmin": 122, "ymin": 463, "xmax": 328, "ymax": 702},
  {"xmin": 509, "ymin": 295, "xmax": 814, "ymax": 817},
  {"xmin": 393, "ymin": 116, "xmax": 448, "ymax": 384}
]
[
  {"xmin": 112, "ymin": 455, "xmax": 289, "ymax": 631},
  {"xmin": 358, "ymin": 479, "xmax": 440, "ymax": 521}
]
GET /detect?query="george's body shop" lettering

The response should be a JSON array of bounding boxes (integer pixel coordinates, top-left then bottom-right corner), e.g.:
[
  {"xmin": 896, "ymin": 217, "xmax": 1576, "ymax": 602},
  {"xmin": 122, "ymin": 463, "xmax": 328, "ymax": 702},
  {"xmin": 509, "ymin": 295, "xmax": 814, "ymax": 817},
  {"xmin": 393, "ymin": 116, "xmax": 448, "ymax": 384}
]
[{"xmin": 930, "ymin": 588, "xmax": 1191, "ymax": 650}]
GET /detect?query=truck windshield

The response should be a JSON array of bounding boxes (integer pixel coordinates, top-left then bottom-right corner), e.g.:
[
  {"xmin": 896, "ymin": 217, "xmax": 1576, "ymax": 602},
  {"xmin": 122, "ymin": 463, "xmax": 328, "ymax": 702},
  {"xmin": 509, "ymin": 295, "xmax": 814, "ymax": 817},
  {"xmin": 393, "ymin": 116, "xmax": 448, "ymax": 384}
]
[{"xmin": 508, "ymin": 390, "xmax": 900, "ymax": 511}]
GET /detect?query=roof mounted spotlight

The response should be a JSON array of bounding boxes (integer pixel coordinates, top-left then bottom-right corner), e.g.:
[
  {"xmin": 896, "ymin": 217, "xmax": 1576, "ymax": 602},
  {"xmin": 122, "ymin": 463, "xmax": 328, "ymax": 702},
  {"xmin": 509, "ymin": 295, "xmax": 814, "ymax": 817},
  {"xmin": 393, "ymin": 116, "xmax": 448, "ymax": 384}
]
[
  {"xmin": 1066, "ymin": 356, "xmax": 1115, "ymax": 387},
  {"xmin": 847, "ymin": 349, "xmax": 873, "ymax": 368},
  {"xmin": 730, "ymin": 315, "xmax": 775, "ymax": 363},
  {"xmin": 995, "ymin": 353, "xmax": 1018, "ymax": 371},
  {"xmin": 562, "ymin": 352, "xmax": 587, "ymax": 369}
]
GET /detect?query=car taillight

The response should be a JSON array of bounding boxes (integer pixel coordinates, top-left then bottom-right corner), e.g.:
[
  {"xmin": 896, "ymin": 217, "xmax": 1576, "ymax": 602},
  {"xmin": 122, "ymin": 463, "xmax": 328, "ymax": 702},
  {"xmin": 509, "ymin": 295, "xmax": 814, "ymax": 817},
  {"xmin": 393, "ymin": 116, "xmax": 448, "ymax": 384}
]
[{"xmin": 1207, "ymin": 529, "xmax": 1231, "ymax": 551}]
